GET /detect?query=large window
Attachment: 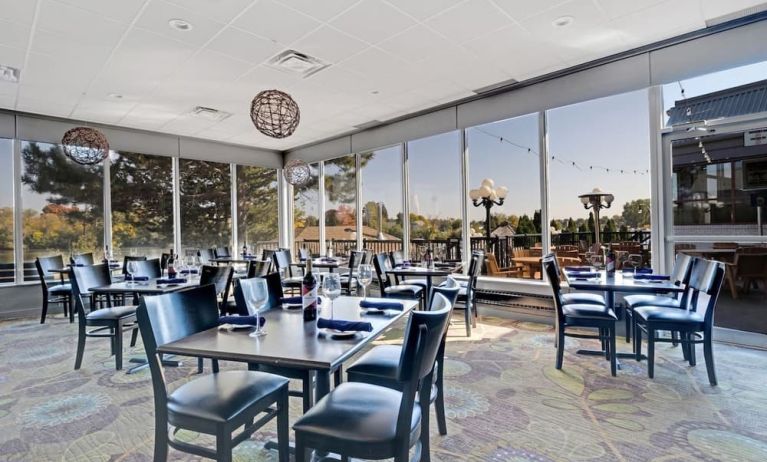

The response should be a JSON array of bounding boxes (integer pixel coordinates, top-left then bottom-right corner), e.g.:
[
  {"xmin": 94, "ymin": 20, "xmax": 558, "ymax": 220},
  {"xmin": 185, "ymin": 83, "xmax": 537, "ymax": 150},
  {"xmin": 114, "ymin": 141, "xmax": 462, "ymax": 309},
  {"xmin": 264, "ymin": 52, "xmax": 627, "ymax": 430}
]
[
  {"xmin": 547, "ymin": 90, "xmax": 652, "ymax": 272},
  {"xmin": 21, "ymin": 141, "xmax": 105, "ymax": 280},
  {"xmin": 324, "ymin": 155, "xmax": 357, "ymax": 256},
  {"xmin": 237, "ymin": 165, "xmax": 279, "ymax": 256},
  {"xmin": 407, "ymin": 132, "xmax": 462, "ymax": 261},
  {"xmin": 293, "ymin": 162, "xmax": 319, "ymax": 255},
  {"xmin": 179, "ymin": 158, "xmax": 231, "ymax": 251},
  {"xmin": 0, "ymin": 139, "xmax": 14, "ymax": 284},
  {"xmin": 467, "ymin": 113, "xmax": 540, "ymax": 278},
  {"xmin": 110, "ymin": 151, "xmax": 173, "ymax": 258},
  {"xmin": 360, "ymin": 146, "xmax": 403, "ymax": 253}
]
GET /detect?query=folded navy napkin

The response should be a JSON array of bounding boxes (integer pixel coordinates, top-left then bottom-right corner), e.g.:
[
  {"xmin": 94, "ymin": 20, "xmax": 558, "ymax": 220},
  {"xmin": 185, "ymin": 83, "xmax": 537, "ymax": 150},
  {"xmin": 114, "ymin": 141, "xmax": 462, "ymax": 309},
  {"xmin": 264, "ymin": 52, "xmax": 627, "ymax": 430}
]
[
  {"xmin": 156, "ymin": 277, "xmax": 187, "ymax": 284},
  {"xmin": 218, "ymin": 315, "xmax": 265, "ymax": 326},
  {"xmin": 565, "ymin": 266, "xmax": 592, "ymax": 272},
  {"xmin": 126, "ymin": 275, "xmax": 149, "ymax": 281},
  {"xmin": 109, "ymin": 264, "xmax": 120, "ymax": 269},
  {"xmin": 321, "ymin": 257, "xmax": 337, "ymax": 263},
  {"xmin": 281, "ymin": 296, "xmax": 323, "ymax": 305},
  {"xmin": 634, "ymin": 274, "xmax": 670, "ymax": 281},
  {"xmin": 359, "ymin": 299, "xmax": 404, "ymax": 311},
  {"xmin": 317, "ymin": 318, "xmax": 372, "ymax": 332},
  {"xmin": 570, "ymin": 272, "xmax": 600, "ymax": 278},
  {"xmin": 180, "ymin": 269, "xmax": 199, "ymax": 274},
  {"xmin": 74, "ymin": 263, "xmax": 85, "ymax": 267}
]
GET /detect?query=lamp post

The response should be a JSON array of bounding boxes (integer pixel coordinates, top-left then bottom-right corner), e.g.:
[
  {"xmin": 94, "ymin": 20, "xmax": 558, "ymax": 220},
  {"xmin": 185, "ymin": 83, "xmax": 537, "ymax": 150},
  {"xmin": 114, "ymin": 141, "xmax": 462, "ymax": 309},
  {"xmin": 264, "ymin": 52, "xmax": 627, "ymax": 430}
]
[
  {"xmin": 470, "ymin": 178, "xmax": 509, "ymax": 240},
  {"xmin": 578, "ymin": 188, "xmax": 614, "ymax": 248}
]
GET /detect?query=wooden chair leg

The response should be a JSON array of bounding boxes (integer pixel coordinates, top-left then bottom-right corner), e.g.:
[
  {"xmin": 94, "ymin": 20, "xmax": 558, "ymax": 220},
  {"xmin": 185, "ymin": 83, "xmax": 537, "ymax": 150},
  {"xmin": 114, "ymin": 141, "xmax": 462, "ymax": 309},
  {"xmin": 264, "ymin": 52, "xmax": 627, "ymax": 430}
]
[
  {"xmin": 302, "ymin": 374, "xmax": 314, "ymax": 413},
  {"xmin": 435, "ymin": 374, "xmax": 447, "ymax": 435},
  {"xmin": 114, "ymin": 322, "xmax": 124, "ymax": 370},
  {"xmin": 703, "ymin": 331, "xmax": 717, "ymax": 386},
  {"xmin": 212, "ymin": 359, "xmax": 220, "ymax": 373},
  {"xmin": 40, "ymin": 298, "xmax": 49, "ymax": 324},
  {"xmin": 725, "ymin": 267, "xmax": 738, "ymax": 299},
  {"xmin": 74, "ymin": 324, "xmax": 86, "ymax": 370},
  {"xmin": 277, "ymin": 389, "xmax": 290, "ymax": 462},
  {"xmin": 215, "ymin": 426, "xmax": 232, "ymax": 462},
  {"xmin": 688, "ymin": 337, "xmax": 697, "ymax": 366},
  {"xmin": 294, "ymin": 437, "xmax": 307, "ymax": 462},
  {"xmin": 420, "ymin": 386, "xmax": 431, "ymax": 462},
  {"xmin": 624, "ymin": 308, "xmax": 631, "ymax": 343},
  {"xmin": 671, "ymin": 331, "xmax": 679, "ymax": 347},
  {"xmin": 647, "ymin": 328, "xmax": 655, "ymax": 379},
  {"xmin": 555, "ymin": 329, "xmax": 565, "ymax": 370},
  {"xmin": 154, "ymin": 414, "xmax": 169, "ymax": 462},
  {"xmin": 197, "ymin": 357, "xmax": 204, "ymax": 374},
  {"xmin": 609, "ymin": 327, "xmax": 617, "ymax": 377},
  {"xmin": 68, "ymin": 294, "xmax": 74, "ymax": 323},
  {"xmin": 634, "ymin": 322, "xmax": 642, "ymax": 361},
  {"xmin": 130, "ymin": 327, "xmax": 139, "ymax": 347}
]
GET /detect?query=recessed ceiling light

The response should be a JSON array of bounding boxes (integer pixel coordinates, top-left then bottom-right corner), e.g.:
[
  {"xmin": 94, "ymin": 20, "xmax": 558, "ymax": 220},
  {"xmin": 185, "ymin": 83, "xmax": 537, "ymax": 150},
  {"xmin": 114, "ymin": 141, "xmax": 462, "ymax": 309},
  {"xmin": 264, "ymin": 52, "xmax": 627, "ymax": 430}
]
[
  {"xmin": 168, "ymin": 18, "xmax": 193, "ymax": 31},
  {"xmin": 552, "ymin": 15, "xmax": 574, "ymax": 27},
  {"xmin": 107, "ymin": 93, "xmax": 123, "ymax": 99},
  {"xmin": 371, "ymin": 90, "xmax": 379, "ymax": 95}
]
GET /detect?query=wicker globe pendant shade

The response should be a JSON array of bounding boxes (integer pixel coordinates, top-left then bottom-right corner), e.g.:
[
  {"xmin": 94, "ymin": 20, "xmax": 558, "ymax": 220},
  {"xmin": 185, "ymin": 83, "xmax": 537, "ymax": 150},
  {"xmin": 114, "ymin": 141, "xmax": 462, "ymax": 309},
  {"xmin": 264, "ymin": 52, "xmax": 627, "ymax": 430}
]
[
  {"xmin": 283, "ymin": 159, "xmax": 311, "ymax": 186},
  {"xmin": 250, "ymin": 89, "xmax": 300, "ymax": 139},
  {"xmin": 61, "ymin": 127, "xmax": 110, "ymax": 165}
]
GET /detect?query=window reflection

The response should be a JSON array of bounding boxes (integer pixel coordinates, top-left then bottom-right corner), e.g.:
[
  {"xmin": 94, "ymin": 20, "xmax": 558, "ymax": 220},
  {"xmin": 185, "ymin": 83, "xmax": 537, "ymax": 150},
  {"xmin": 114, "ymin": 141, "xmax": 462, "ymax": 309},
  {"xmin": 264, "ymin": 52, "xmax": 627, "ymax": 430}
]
[
  {"xmin": 360, "ymin": 146, "xmax": 403, "ymax": 253},
  {"xmin": 293, "ymin": 162, "xmax": 319, "ymax": 256},
  {"xmin": 179, "ymin": 158, "xmax": 231, "ymax": 252}
]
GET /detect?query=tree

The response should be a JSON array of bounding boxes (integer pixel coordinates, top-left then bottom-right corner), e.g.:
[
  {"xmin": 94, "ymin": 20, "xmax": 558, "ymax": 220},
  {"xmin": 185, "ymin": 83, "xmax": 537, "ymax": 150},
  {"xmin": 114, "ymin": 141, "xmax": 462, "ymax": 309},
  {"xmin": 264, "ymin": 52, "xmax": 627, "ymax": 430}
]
[
  {"xmin": 622, "ymin": 198, "xmax": 651, "ymax": 229},
  {"xmin": 566, "ymin": 217, "xmax": 578, "ymax": 234},
  {"xmin": 517, "ymin": 214, "xmax": 536, "ymax": 234},
  {"xmin": 532, "ymin": 209, "xmax": 542, "ymax": 233},
  {"xmin": 603, "ymin": 218, "xmax": 617, "ymax": 242}
]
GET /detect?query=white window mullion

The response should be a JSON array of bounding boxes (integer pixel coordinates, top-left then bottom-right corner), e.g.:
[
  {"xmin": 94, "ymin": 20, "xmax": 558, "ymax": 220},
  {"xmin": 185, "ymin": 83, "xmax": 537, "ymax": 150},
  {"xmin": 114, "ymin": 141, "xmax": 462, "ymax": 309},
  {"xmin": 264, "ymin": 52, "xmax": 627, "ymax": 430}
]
[{"xmin": 401, "ymin": 143, "xmax": 410, "ymax": 259}]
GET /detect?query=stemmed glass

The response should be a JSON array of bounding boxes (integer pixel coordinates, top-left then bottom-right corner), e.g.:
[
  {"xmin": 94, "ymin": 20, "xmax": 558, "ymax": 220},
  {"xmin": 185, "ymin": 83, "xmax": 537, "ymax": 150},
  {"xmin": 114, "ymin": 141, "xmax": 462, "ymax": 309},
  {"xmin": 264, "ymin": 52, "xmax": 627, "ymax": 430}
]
[
  {"xmin": 626, "ymin": 254, "xmax": 643, "ymax": 277},
  {"xmin": 322, "ymin": 273, "xmax": 342, "ymax": 319},
  {"xmin": 243, "ymin": 278, "xmax": 269, "ymax": 338},
  {"xmin": 126, "ymin": 261, "xmax": 137, "ymax": 286},
  {"xmin": 358, "ymin": 264, "xmax": 373, "ymax": 300}
]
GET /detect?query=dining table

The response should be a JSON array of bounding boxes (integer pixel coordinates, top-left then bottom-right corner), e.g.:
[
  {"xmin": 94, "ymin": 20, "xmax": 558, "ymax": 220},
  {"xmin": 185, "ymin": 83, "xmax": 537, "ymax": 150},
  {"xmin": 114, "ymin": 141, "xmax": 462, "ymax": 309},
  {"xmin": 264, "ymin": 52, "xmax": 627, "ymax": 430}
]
[
  {"xmin": 157, "ymin": 295, "xmax": 417, "ymax": 404},
  {"xmin": 210, "ymin": 256, "xmax": 259, "ymax": 265},
  {"xmin": 386, "ymin": 263, "xmax": 462, "ymax": 306},
  {"xmin": 292, "ymin": 258, "xmax": 345, "ymax": 273},
  {"xmin": 564, "ymin": 269, "xmax": 684, "ymax": 363}
]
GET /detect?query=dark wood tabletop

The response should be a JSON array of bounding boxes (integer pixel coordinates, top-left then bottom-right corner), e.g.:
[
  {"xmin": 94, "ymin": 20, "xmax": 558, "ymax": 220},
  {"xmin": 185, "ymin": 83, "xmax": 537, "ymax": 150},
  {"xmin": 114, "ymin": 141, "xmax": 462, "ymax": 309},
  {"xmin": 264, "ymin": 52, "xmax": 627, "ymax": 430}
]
[
  {"xmin": 564, "ymin": 270, "xmax": 684, "ymax": 298},
  {"xmin": 210, "ymin": 257, "xmax": 259, "ymax": 264},
  {"xmin": 157, "ymin": 296, "xmax": 416, "ymax": 371},
  {"xmin": 292, "ymin": 258, "xmax": 345, "ymax": 270},
  {"xmin": 90, "ymin": 278, "xmax": 198, "ymax": 295},
  {"xmin": 386, "ymin": 263, "xmax": 461, "ymax": 277}
]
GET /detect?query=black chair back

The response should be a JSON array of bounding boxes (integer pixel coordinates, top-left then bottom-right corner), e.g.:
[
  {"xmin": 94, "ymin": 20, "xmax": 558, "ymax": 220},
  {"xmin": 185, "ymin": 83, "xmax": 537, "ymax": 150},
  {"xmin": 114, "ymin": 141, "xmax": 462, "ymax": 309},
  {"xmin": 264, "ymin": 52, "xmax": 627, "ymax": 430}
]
[
  {"xmin": 36, "ymin": 255, "xmax": 65, "ymax": 287},
  {"xmin": 247, "ymin": 259, "xmax": 271, "ymax": 278},
  {"xmin": 70, "ymin": 264, "xmax": 112, "ymax": 322},
  {"xmin": 372, "ymin": 253, "xmax": 392, "ymax": 290},
  {"xmin": 198, "ymin": 249, "xmax": 216, "ymax": 264},
  {"xmin": 133, "ymin": 258, "xmax": 162, "ymax": 278},
  {"xmin": 298, "ymin": 247, "xmax": 310, "ymax": 261},
  {"xmin": 261, "ymin": 249, "xmax": 276, "ymax": 262},
  {"xmin": 71, "ymin": 252, "xmax": 94, "ymax": 266},
  {"xmin": 272, "ymin": 250, "xmax": 294, "ymax": 277},
  {"xmin": 215, "ymin": 246, "xmax": 231, "ymax": 258},
  {"xmin": 542, "ymin": 254, "xmax": 565, "ymax": 325},
  {"xmin": 122, "ymin": 255, "xmax": 147, "ymax": 275},
  {"xmin": 668, "ymin": 253, "xmax": 694, "ymax": 305},
  {"xmin": 346, "ymin": 251, "xmax": 363, "ymax": 280},
  {"xmin": 389, "ymin": 250, "xmax": 404, "ymax": 268},
  {"xmin": 137, "ymin": 285, "xmax": 220, "ymax": 412},
  {"xmin": 686, "ymin": 259, "xmax": 725, "ymax": 326},
  {"xmin": 430, "ymin": 284, "xmax": 460, "ymax": 310},
  {"xmin": 160, "ymin": 253, "xmax": 171, "ymax": 270},
  {"xmin": 200, "ymin": 265, "xmax": 234, "ymax": 310},
  {"xmin": 233, "ymin": 272, "xmax": 284, "ymax": 315}
]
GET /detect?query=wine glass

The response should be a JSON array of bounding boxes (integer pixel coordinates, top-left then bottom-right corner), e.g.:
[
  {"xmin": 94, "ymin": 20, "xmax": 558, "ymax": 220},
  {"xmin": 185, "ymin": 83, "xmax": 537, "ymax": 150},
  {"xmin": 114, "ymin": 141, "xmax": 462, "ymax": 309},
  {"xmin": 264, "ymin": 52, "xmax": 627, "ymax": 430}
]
[
  {"xmin": 126, "ymin": 261, "xmax": 137, "ymax": 286},
  {"xmin": 626, "ymin": 254, "xmax": 643, "ymax": 277},
  {"xmin": 243, "ymin": 278, "xmax": 269, "ymax": 337},
  {"xmin": 322, "ymin": 273, "xmax": 342, "ymax": 319},
  {"xmin": 358, "ymin": 264, "xmax": 373, "ymax": 300}
]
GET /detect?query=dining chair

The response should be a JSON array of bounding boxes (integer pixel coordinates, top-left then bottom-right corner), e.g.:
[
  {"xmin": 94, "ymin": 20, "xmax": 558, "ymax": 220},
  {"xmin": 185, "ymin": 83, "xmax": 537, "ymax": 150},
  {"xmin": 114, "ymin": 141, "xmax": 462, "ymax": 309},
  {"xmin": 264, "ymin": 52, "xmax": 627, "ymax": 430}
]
[
  {"xmin": 198, "ymin": 249, "xmax": 216, "ymax": 265},
  {"xmin": 214, "ymin": 246, "xmax": 231, "ymax": 259},
  {"xmin": 372, "ymin": 253, "xmax": 423, "ymax": 305},
  {"xmin": 722, "ymin": 247, "xmax": 767, "ymax": 299},
  {"xmin": 133, "ymin": 258, "xmax": 162, "ymax": 278},
  {"xmin": 633, "ymin": 259, "xmax": 725, "ymax": 386},
  {"xmin": 199, "ymin": 265, "xmax": 234, "ymax": 314},
  {"xmin": 340, "ymin": 250, "xmax": 363, "ymax": 295},
  {"xmin": 298, "ymin": 247, "xmax": 311, "ymax": 261},
  {"xmin": 137, "ymin": 284, "xmax": 290, "ymax": 462},
  {"xmin": 293, "ymin": 305, "xmax": 452, "ymax": 462},
  {"xmin": 246, "ymin": 259, "xmax": 271, "ymax": 278},
  {"xmin": 546, "ymin": 253, "xmax": 607, "ymax": 306},
  {"xmin": 71, "ymin": 264, "xmax": 138, "ymax": 371},
  {"xmin": 623, "ymin": 253, "xmax": 693, "ymax": 343},
  {"xmin": 233, "ymin": 272, "xmax": 284, "ymax": 316},
  {"xmin": 35, "ymin": 255, "xmax": 72, "ymax": 324},
  {"xmin": 271, "ymin": 249, "xmax": 302, "ymax": 291},
  {"xmin": 452, "ymin": 251, "xmax": 485, "ymax": 336},
  {"xmin": 71, "ymin": 252, "xmax": 95, "ymax": 266},
  {"xmin": 122, "ymin": 255, "xmax": 147, "ymax": 275},
  {"xmin": 347, "ymin": 288, "xmax": 459, "ymax": 451},
  {"xmin": 542, "ymin": 255, "xmax": 618, "ymax": 376}
]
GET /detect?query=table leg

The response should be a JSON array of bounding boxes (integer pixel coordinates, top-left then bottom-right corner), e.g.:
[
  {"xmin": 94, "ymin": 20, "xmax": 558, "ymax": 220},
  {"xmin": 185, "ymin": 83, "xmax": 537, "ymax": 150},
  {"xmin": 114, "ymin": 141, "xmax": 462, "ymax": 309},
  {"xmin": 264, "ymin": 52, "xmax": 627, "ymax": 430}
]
[
  {"xmin": 424, "ymin": 276, "xmax": 433, "ymax": 309},
  {"xmin": 126, "ymin": 354, "xmax": 182, "ymax": 374},
  {"xmin": 574, "ymin": 290, "xmax": 643, "ymax": 368}
]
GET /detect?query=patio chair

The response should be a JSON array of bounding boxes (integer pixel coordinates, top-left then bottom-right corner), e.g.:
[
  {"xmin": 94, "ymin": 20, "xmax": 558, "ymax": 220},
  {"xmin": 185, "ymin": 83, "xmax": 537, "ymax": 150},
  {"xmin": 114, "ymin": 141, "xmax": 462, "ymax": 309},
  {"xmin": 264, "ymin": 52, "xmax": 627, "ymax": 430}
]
[
  {"xmin": 71, "ymin": 252, "xmax": 95, "ymax": 266},
  {"xmin": 35, "ymin": 255, "xmax": 72, "ymax": 323},
  {"xmin": 372, "ymin": 253, "xmax": 423, "ymax": 306},
  {"xmin": 485, "ymin": 253, "xmax": 522, "ymax": 278},
  {"xmin": 723, "ymin": 248, "xmax": 767, "ymax": 299}
]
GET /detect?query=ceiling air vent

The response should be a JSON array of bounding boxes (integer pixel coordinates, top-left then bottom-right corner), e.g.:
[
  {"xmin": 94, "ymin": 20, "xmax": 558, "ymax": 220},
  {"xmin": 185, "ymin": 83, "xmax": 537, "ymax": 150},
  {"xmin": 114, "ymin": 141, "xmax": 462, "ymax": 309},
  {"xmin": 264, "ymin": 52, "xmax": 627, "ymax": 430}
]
[
  {"xmin": 189, "ymin": 106, "xmax": 231, "ymax": 121},
  {"xmin": 705, "ymin": 3, "xmax": 767, "ymax": 26},
  {"xmin": 0, "ymin": 65, "xmax": 20, "ymax": 83},
  {"xmin": 266, "ymin": 50, "xmax": 329, "ymax": 78}
]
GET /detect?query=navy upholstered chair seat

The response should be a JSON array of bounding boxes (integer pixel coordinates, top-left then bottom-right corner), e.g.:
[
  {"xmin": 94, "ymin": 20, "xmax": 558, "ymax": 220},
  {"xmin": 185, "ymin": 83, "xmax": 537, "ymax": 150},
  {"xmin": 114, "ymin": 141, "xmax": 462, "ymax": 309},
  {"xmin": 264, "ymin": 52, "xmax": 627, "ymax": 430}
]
[
  {"xmin": 562, "ymin": 303, "xmax": 616, "ymax": 320},
  {"xmin": 85, "ymin": 305, "xmax": 136, "ymax": 321},
  {"xmin": 561, "ymin": 292, "xmax": 606, "ymax": 305},
  {"xmin": 49, "ymin": 283, "xmax": 72, "ymax": 293},
  {"xmin": 624, "ymin": 293, "xmax": 681, "ymax": 309},
  {"xmin": 293, "ymin": 382, "xmax": 421, "ymax": 454},
  {"xmin": 633, "ymin": 306, "xmax": 704, "ymax": 328},
  {"xmin": 384, "ymin": 284, "xmax": 423, "ymax": 298},
  {"xmin": 167, "ymin": 370, "xmax": 288, "ymax": 430},
  {"xmin": 373, "ymin": 252, "xmax": 424, "ymax": 303}
]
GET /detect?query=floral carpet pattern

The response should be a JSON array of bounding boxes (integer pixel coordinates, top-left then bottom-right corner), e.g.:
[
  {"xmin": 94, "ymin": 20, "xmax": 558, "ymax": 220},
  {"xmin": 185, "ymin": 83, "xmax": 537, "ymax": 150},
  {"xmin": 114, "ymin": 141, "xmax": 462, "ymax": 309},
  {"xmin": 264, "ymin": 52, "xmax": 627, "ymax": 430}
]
[{"xmin": 1, "ymin": 314, "xmax": 767, "ymax": 461}]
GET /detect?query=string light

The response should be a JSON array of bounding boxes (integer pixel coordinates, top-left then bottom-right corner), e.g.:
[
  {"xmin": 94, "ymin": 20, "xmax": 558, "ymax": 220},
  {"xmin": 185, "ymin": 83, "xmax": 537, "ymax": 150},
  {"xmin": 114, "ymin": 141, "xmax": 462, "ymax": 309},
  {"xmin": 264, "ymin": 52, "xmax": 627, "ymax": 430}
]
[{"xmin": 474, "ymin": 127, "xmax": 649, "ymax": 176}]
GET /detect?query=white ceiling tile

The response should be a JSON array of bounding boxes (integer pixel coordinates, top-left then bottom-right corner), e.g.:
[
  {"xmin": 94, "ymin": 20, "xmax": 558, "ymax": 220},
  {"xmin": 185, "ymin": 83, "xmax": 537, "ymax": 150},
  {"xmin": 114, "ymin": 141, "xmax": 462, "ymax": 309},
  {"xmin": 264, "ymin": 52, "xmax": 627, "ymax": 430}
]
[
  {"xmin": 378, "ymin": 25, "xmax": 453, "ymax": 63},
  {"xmin": 303, "ymin": 65, "xmax": 376, "ymax": 96},
  {"xmin": 239, "ymin": 64, "xmax": 302, "ymax": 90},
  {"xmin": 164, "ymin": 0, "xmax": 256, "ymax": 24},
  {"xmin": 426, "ymin": 0, "xmax": 511, "ymax": 44},
  {"xmin": 206, "ymin": 27, "xmax": 282, "ymax": 65},
  {"xmin": 594, "ymin": 0, "xmax": 668, "ymax": 20},
  {"xmin": 16, "ymin": 97, "xmax": 75, "ymax": 117},
  {"xmin": 135, "ymin": 0, "xmax": 225, "ymax": 47},
  {"xmin": 120, "ymin": 102, "xmax": 188, "ymax": 129},
  {"xmin": 0, "ymin": 93, "xmax": 16, "ymax": 109},
  {"xmin": 71, "ymin": 98, "xmax": 136, "ymax": 124},
  {"xmin": 291, "ymin": 26, "xmax": 368, "ymax": 64},
  {"xmin": 330, "ymin": 0, "xmax": 416, "ymax": 45},
  {"xmin": 337, "ymin": 47, "xmax": 407, "ymax": 79},
  {"xmin": 18, "ymin": 84, "xmax": 83, "ymax": 107},
  {"xmin": 38, "ymin": 0, "xmax": 127, "ymax": 45},
  {"xmin": 522, "ymin": 0, "xmax": 610, "ymax": 34},
  {"xmin": 162, "ymin": 114, "xmax": 218, "ymax": 135},
  {"xmin": 0, "ymin": 0, "xmax": 37, "ymax": 24},
  {"xmin": 0, "ymin": 44, "xmax": 26, "ymax": 68},
  {"xmin": 611, "ymin": 0, "xmax": 705, "ymax": 47},
  {"xmin": 0, "ymin": 81, "xmax": 17, "ymax": 96},
  {"xmin": 489, "ymin": 0, "xmax": 574, "ymax": 21},
  {"xmin": 0, "ymin": 19, "xmax": 31, "ymax": 50},
  {"xmin": 700, "ymin": 0, "xmax": 767, "ymax": 20},
  {"xmin": 384, "ymin": 0, "xmax": 466, "ymax": 21},
  {"xmin": 32, "ymin": 28, "xmax": 113, "ymax": 63},
  {"xmin": 21, "ymin": 52, "xmax": 99, "ymax": 92},
  {"xmin": 275, "ymin": 0, "xmax": 359, "ymax": 22},
  {"xmin": 55, "ymin": 0, "xmax": 146, "ymax": 23},
  {"xmin": 233, "ymin": 0, "xmax": 321, "ymax": 45}
]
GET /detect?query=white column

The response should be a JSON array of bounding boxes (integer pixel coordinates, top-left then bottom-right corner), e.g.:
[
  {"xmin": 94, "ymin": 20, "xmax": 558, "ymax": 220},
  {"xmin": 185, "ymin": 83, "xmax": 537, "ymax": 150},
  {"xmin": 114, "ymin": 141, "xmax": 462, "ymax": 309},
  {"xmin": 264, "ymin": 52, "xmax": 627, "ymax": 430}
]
[
  {"xmin": 103, "ymin": 153, "xmax": 112, "ymax": 258},
  {"xmin": 460, "ymin": 129, "xmax": 471, "ymax": 268},
  {"xmin": 538, "ymin": 111, "xmax": 551, "ymax": 279},
  {"xmin": 230, "ymin": 163, "xmax": 238, "ymax": 253},
  {"xmin": 12, "ymin": 138, "xmax": 23, "ymax": 282},
  {"xmin": 648, "ymin": 86, "xmax": 666, "ymax": 272},
  {"xmin": 318, "ymin": 161, "xmax": 326, "ymax": 256},
  {"xmin": 172, "ymin": 156, "xmax": 181, "ymax": 254},
  {"xmin": 401, "ymin": 143, "xmax": 410, "ymax": 259},
  {"xmin": 278, "ymin": 170, "xmax": 292, "ymax": 250},
  {"xmin": 355, "ymin": 153, "xmax": 363, "ymax": 251}
]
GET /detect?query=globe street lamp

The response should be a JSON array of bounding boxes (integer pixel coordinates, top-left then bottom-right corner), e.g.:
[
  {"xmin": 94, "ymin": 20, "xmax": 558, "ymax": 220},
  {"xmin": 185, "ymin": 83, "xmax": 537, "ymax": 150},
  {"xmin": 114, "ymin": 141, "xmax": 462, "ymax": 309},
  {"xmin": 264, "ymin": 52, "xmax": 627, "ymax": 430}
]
[
  {"xmin": 578, "ymin": 188, "xmax": 614, "ymax": 248},
  {"xmin": 470, "ymin": 178, "xmax": 509, "ymax": 240}
]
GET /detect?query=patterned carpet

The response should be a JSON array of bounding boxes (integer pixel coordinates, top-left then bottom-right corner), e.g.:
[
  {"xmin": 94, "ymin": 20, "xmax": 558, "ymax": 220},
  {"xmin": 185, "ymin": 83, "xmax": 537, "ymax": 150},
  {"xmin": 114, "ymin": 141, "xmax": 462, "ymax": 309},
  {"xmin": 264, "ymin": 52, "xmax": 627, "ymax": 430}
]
[{"xmin": 1, "ymin": 312, "xmax": 767, "ymax": 462}]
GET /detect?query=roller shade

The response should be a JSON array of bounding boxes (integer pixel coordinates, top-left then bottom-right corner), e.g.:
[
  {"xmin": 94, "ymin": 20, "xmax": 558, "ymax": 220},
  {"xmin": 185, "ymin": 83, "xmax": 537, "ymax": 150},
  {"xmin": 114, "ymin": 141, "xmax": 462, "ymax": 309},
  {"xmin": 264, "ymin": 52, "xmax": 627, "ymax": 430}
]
[
  {"xmin": 0, "ymin": 112, "xmax": 13, "ymax": 139},
  {"xmin": 284, "ymin": 136, "xmax": 352, "ymax": 164},
  {"xmin": 180, "ymin": 138, "xmax": 282, "ymax": 168}
]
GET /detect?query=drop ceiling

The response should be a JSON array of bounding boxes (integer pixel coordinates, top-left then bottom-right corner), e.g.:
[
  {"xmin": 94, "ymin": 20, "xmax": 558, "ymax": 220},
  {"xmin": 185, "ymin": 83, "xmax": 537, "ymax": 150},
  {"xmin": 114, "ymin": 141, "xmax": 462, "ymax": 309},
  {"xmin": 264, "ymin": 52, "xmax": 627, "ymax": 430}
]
[{"xmin": 0, "ymin": 0, "xmax": 764, "ymax": 151}]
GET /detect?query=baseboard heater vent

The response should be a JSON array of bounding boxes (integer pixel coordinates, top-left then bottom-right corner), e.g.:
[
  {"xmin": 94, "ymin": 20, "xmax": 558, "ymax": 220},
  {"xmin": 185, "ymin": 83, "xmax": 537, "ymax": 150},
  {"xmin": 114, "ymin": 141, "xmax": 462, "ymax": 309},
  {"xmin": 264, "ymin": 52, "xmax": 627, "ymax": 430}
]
[{"xmin": 476, "ymin": 289, "xmax": 553, "ymax": 312}]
